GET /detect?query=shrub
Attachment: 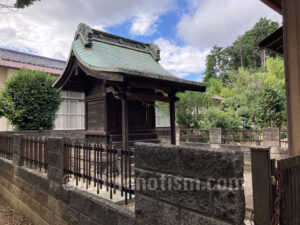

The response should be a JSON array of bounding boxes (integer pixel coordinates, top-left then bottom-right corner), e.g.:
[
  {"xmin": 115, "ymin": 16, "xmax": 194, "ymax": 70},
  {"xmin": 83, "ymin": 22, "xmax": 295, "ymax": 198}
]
[
  {"xmin": 204, "ymin": 109, "xmax": 241, "ymax": 129},
  {"xmin": 0, "ymin": 69, "xmax": 61, "ymax": 130}
]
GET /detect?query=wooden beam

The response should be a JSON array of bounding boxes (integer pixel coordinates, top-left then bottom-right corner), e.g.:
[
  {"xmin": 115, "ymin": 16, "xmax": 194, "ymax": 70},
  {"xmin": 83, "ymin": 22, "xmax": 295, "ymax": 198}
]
[
  {"xmin": 261, "ymin": 0, "xmax": 282, "ymax": 14},
  {"xmin": 128, "ymin": 81, "xmax": 171, "ymax": 92},
  {"xmin": 129, "ymin": 93, "xmax": 173, "ymax": 103},
  {"xmin": 122, "ymin": 93, "xmax": 129, "ymax": 150},
  {"xmin": 103, "ymin": 81, "xmax": 108, "ymax": 137},
  {"xmin": 282, "ymin": 0, "xmax": 300, "ymax": 156},
  {"xmin": 169, "ymin": 92, "xmax": 176, "ymax": 145}
]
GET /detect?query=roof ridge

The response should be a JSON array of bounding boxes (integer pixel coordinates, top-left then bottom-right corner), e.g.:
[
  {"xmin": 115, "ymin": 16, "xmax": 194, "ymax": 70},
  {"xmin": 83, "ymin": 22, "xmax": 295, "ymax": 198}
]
[
  {"xmin": 0, "ymin": 47, "xmax": 66, "ymax": 63},
  {"xmin": 75, "ymin": 23, "xmax": 161, "ymax": 62}
]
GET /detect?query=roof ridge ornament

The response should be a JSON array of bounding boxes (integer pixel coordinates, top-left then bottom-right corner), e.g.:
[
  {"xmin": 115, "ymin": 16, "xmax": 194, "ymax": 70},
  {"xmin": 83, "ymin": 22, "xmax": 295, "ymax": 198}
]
[
  {"xmin": 147, "ymin": 43, "xmax": 161, "ymax": 62},
  {"xmin": 75, "ymin": 23, "xmax": 93, "ymax": 47}
]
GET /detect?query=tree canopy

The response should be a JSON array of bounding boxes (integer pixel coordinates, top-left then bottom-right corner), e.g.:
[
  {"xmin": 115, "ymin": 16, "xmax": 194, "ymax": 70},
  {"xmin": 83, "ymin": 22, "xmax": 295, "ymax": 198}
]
[
  {"xmin": 176, "ymin": 17, "xmax": 286, "ymax": 130},
  {"xmin": 0, "ymin": 69, "xmax": 61, "ymax": 130},
  {"xmin": 203, "ymin": 18, "xmax": 279, "ymax": 83},
  {"xmin": 14, "ymin": 0, "xmax": 39, "ymax": 8}
]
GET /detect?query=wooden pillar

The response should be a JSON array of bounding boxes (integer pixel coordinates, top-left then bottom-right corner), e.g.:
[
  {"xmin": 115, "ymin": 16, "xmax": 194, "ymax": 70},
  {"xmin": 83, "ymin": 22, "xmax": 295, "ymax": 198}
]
[
  {"xmin": 283, "ymin": 0, "xmax": 300, "ymax": 155},
  {"xmin": 122, "ymin": 94, "xmax": 129, "ymax": 150},
  {"xmin": 169, "ymin": 93, "xmax": 176, "ymax": 145}
]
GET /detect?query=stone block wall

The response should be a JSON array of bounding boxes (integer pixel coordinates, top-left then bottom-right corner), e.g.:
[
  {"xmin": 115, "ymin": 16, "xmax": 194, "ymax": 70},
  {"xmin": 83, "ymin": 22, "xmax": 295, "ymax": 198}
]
[
  {"xmin": 0, "ymin": 136, "xmax": 134, "ymax": 225},
  {"xmin": 134, "ymin": 143, "xmax": 245, "ymax": 225},
  {"xmin": 0, "ymin": 136, "xmax": 246, "ymax": 225}
]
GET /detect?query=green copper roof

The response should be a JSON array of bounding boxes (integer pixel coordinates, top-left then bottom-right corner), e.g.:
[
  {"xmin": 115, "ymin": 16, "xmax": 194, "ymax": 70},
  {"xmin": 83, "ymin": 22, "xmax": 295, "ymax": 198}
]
[
  {"xmin": 72, "ymin": 38, "xmax": 174, "ymax": 80},
  {"xmin": 54, "ymin": 23, "xmax": 208, "ymax": 91}
]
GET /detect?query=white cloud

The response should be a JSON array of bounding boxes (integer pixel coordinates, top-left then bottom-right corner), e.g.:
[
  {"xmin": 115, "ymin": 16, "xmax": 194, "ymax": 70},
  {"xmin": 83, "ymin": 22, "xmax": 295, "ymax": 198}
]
[
  {"xmin": 130, "ymin": 0, "xmax": 174, "ymax": 36},
  {"xmin": 130, "ymin": 13, "xmax": 158, "ymax": 36},
  {"xmin": 155, "ymin": 38, "xmax": 210, "ymax": 78},
  {"xmin": 177, "ymin": 0, "xmax": 282, "ymax": 49},
  {"xmin": 0, "ymin": 0, "xmax": 174, "ymax": 59}
]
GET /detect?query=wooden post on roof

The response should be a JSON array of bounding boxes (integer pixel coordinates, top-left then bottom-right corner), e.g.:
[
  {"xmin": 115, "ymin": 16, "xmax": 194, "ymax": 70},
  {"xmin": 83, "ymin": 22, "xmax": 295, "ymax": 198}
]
[
  {"xmin": 169, "ymin": 92, "xmax": 176, "ymax": 145},
  {"xmin": 282, "ymin": 0, "xmax": 300, "ymax": 156},
  {"xmin": 122, "ymin": 91, "xmax": 129, "ymax": 150}
]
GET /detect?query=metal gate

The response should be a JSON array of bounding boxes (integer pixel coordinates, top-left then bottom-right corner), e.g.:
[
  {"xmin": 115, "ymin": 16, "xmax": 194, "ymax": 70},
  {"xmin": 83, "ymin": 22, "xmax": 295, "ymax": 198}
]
[{"xmin": 251, "ymin": 147, "xmax": 300, "ymax": 225}]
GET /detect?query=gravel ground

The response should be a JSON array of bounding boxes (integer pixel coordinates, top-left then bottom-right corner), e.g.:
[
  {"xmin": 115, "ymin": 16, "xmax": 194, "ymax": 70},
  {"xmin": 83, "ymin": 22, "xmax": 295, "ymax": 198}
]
[{"xmin": 0, "ymin": 195, "xmax": 33, "ymax": 225}]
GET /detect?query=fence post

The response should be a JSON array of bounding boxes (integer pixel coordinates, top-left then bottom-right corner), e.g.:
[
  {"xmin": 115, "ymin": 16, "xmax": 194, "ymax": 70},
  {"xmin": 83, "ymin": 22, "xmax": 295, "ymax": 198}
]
[
  {"xmin": 47, "ymin": 137, "xmax": 64, "ymax": 185},
  {"xmin": 209, "ymin": 128, "xmax": 222, "ymax": 145},
  {"xmin": 12, "ymin": 134, "xmax": 22, "ymax": 166},
  {"xmin": 251, "ymin": 147, "xmax": 273, "ymax": 225}
]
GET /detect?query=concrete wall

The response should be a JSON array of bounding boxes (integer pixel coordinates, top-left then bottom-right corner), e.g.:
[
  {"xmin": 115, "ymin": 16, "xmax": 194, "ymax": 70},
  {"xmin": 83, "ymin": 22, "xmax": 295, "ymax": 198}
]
[
  {"xmin": 182, "ymin": 142, "xmax": 289, "ymax": 172},
  {"xmin": 134, "ymin": 143, "xmax": 245, "ymax": 225},
  {"xmin": 0, "ymin": 136, "xmax": 246, "ymax": 225},
  {"xmin": 0, "ymin": 136, "xmax": 134, "ymax": 225}
]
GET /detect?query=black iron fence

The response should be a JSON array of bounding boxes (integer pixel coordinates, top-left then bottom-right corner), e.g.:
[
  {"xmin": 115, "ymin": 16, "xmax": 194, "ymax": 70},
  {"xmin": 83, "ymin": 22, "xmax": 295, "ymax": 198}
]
[
  {"xmin": 63, "ymin": 139, "xmax": 134, "ymax": 204},
  {"xmin": 21, "ymin": 136, "xmax": 48, "ymax": 172},
  {"xmin": 0, "ymin": 135, "xmax": 13, "ymax": 160},
  {"xmin": 221, "ymin": 129, "xmax": 262, "ymax": 145}
]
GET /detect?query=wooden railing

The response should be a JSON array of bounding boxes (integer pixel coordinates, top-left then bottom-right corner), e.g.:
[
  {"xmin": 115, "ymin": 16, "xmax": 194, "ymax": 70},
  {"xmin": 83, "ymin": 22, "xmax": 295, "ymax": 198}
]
[{"xmin": 277, "ymin": 155, "xmax": 300, "ymax": 224}]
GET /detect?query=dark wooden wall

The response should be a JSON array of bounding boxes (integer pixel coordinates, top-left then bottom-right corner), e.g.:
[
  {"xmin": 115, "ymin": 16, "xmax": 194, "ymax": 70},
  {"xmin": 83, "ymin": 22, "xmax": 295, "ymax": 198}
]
[
  {"xmin": 107, "ymin": 94, "xmax": 155, "ymax": 134},
  {"xmin": 85, "ymin": 79, "xmax": 105, "ymax": 134},
  {"xmin": 85, "ymin": 78, "xmax": 156, "ymax": 135}
]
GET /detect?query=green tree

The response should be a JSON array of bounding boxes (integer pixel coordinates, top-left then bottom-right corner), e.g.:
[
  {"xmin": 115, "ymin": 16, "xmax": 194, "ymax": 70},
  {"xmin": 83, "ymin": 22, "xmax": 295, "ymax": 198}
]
[
  {"xmin": 203, "ymin": 109, "xmax": 241, "ymax": 129},
  {"xmin": 203, "ymin": 18, "xmax": 279, "ymax": 82},
  {"xmin": 203, "ymin": 46, "xmax": 223, "ymax": 82},
  {"xmin": 176, "ymin": 92, "xmax": 212, "ymax": 128},
  {"xmin": 256, "ymin": 84, "xmax": 286, "ymax": 129},
  {"xmin": 0, "ymin": 94, "xmax": 19, "ymax": 120},
  {"xmin": 0, "ymin": 69, "xmax": 61, "ymax": 130},
  {"xmin": 266, "ymin": 56, "xmax": 285, "ymax": 79},
  {"xmin": 229, "ymin": 18, "xmax": 279, "ymax": 70},
  {"xmin": 14, "ymin": 0, "xmax": 39, "ymax": 8},
  {"xmin": 206, "ymin": 78, "xmax": 223, "ymax": 96}
]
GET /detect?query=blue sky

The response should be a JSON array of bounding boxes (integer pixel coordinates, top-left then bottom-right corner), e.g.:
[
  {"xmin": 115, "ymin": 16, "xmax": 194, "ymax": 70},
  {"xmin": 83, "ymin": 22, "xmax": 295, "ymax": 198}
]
[{"xmin": 0, "ymin": 0, "xmax": 281, "ymax": 82}]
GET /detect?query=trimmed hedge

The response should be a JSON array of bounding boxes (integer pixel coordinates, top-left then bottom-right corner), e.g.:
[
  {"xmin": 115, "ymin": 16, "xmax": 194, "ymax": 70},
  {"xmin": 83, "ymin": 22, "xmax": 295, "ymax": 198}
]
[{"xmin": 1, "ymin": 69, "xmax": 61, "ymax": 130}]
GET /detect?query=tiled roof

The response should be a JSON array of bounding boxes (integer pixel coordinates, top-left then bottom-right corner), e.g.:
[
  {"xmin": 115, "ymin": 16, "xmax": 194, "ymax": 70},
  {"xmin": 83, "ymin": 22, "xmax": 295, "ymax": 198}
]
[
  {"xmin": 0, "ymin": 48, "xmax": 65, "ymax": 75},
  {"xmin": 54, "ymin": 23, "xmax": 208, "ymax": 90},
  {"xmin": 0, "ymin": 59, "xmax": 64, "ymax": 75}
]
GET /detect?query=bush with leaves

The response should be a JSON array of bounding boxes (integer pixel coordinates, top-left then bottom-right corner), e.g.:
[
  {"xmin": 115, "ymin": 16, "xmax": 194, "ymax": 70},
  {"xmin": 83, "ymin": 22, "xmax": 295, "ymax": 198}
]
[
  {"xmin": 203, "ymin": 109, "xmax": 241, "ymax": 129},
  {"xmin": 176, "ymin": 91, "xmax": 213, "ymax": 129},
  {"xmin": 0, "ymin": 69, "xmax": 61, "ymax": 130},
  {"xmin": 256, "ymin": 84, "xmax": 286, "ymax": 129}
]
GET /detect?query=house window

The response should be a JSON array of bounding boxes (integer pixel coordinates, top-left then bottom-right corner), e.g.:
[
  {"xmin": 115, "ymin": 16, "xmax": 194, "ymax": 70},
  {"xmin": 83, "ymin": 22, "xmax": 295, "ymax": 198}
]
[{"xmin": 54, "ymin": 91, "xmax": 85, "ymax": 130}]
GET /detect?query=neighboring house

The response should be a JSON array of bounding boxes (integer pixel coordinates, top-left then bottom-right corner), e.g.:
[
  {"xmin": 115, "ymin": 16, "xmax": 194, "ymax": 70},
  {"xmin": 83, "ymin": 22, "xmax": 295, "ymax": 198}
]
[{"xmin": 0, "ymin": 48, "xmax": 85, "ymax": 131}]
